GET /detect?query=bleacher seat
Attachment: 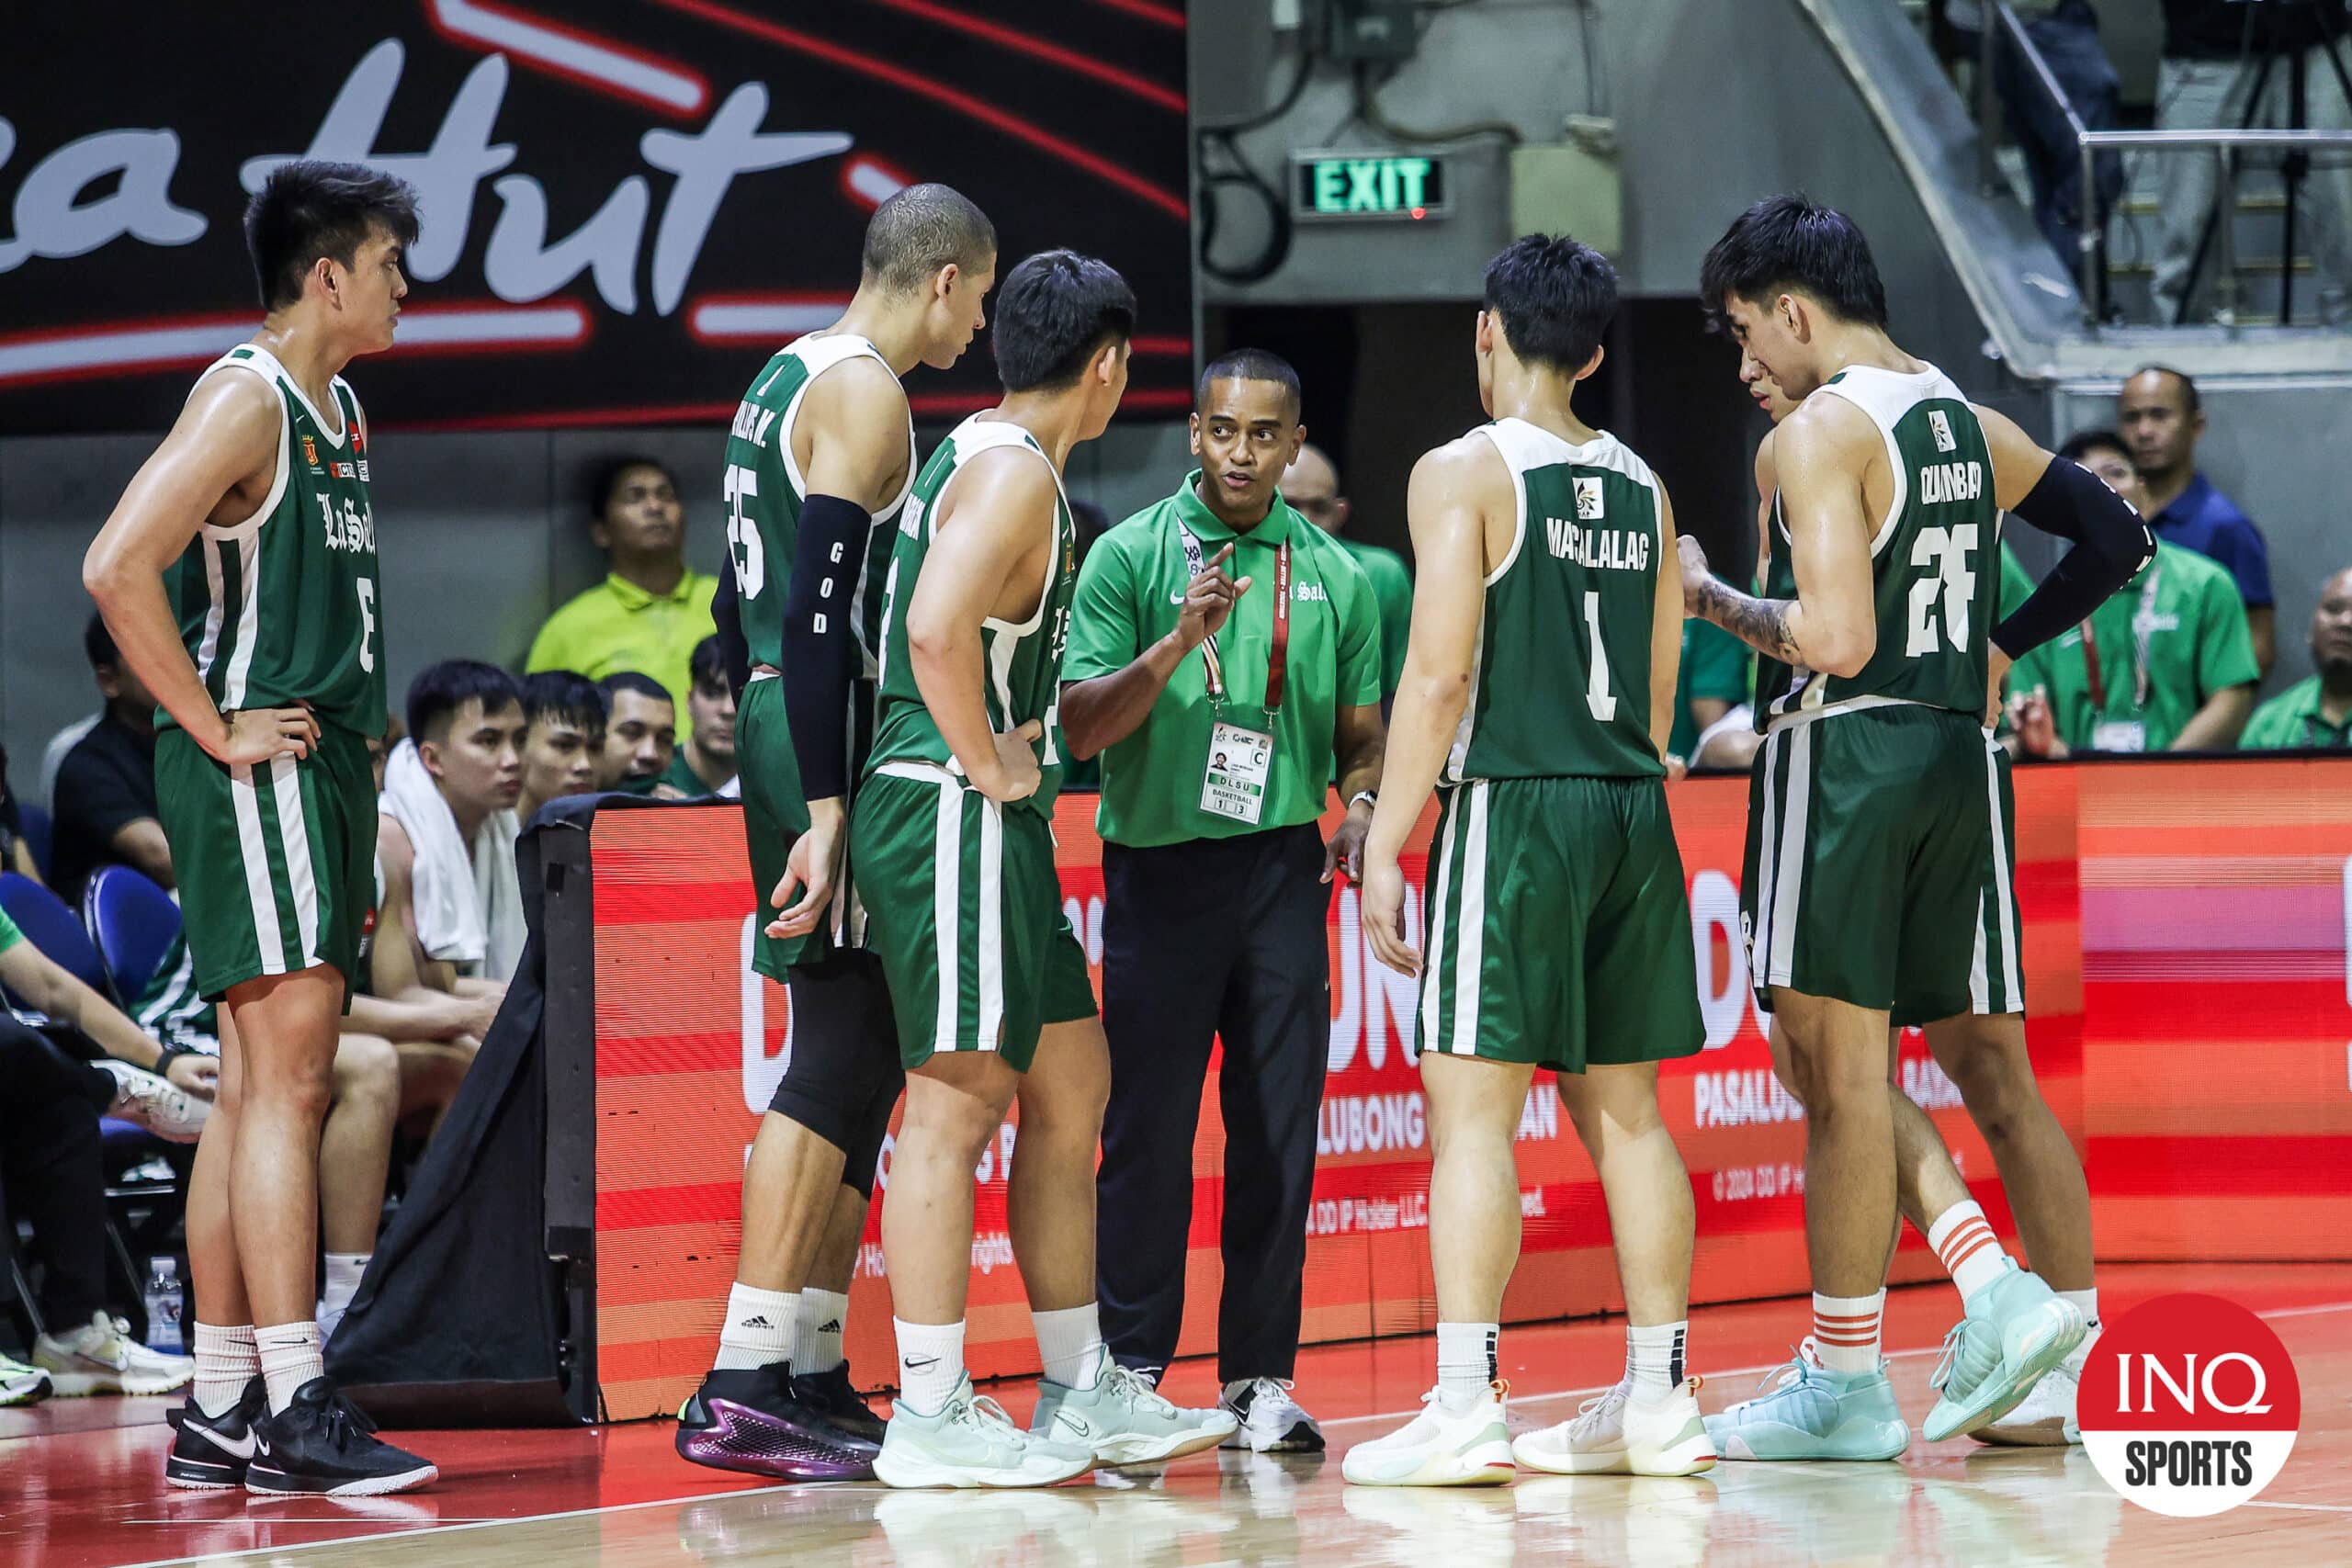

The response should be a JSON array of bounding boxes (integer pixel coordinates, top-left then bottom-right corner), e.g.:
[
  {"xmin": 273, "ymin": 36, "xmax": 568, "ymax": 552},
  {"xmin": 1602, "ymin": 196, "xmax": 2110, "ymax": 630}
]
[
  {"xmin": 82, "ymin": 865, "xmax": 182, "ymax": 1010},
  {"xmin": 0, "ymin": 872, "xmax": 107, "ymax": 1005},
  {"xmin": 16, "ymin": 805, "xmax": 51, "ymax": 886}
]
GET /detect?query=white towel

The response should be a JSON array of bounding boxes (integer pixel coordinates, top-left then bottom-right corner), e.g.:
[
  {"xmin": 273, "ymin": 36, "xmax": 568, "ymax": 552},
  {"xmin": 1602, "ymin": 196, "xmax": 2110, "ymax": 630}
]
[{"xmin": 379, "ymin": 739, "xmax": 525, "ymax": 982}]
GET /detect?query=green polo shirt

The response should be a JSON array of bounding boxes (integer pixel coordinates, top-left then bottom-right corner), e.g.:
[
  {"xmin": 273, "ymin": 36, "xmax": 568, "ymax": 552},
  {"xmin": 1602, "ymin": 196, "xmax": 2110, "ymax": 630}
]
[
  {"xmin": 2239, "ymin": 676, "xmax": 2352, "ymax": 750},
  {"xmin": 526, "ymin": 570, "xmax": 718, "ymax": 714},
  {"xmin": 1066, "ymin": 474, "xmax": 1383, "ymax": 848},
  {"xmin": 1668, "ymin": 619, "xmax": 1752, "ymax": 759},
  {"xmin": 0, "ymin": 905, "xmax": 20, "ymax": 957},
  {"xmin": 2008, "ymin": 542, "xmax": 2258, "ymax": 752},
  {"xmin": 1337, "ymin": 536, "xmax": 1414, "ymax": 697}
]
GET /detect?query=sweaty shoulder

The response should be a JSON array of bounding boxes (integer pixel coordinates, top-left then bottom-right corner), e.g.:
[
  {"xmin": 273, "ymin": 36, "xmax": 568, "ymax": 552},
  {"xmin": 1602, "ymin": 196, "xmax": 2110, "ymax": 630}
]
[
  {"xmin": 183, "ymin": 365, "xmax": 285, "ymax": 465},
  {"xmin": 801, "ymin": 353, "xmax": 907, "ymax": 429},
  {"xmin": 1780, "ymin": 389, "xmax": 1879, "ymax": 462},
  {"xmin": 944, "ymin": 441, "xmax": 1057, "ymax": 525},
  {"xmin": 1411, "ymin": 430, "xmax": 1511, "ymax": 503}
]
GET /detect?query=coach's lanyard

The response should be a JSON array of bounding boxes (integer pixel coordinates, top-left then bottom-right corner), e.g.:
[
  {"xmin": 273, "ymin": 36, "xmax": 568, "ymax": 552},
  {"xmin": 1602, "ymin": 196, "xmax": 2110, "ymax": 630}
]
[
  {"xmin": 2078, "ymin": 564, "xmax": 2161, "ymax": 713},
  {"xmin": 1177, "ymin": 525, "xmax": 1290, "ymax": 713}
]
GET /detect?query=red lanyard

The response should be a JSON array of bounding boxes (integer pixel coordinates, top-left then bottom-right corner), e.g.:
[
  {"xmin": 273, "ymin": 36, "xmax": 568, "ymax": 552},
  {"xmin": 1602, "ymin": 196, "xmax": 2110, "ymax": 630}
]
[
  {"xmin": 1266, "ymin": 541, "xmax": 1291, "ymax": 714},
  {"xmin": 2078, "ymin": 617, "xmax": 2107, "ymax": 709}
]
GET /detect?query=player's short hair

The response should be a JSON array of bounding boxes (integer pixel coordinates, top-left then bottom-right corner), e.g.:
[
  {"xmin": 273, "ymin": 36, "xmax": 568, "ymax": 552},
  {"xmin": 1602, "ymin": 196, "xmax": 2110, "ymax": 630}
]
[
  {"xmin": 520, "ymin": 670, "xmax": 606, "ymax": 739},
  {"xmin": 688, "ymin": 636, "xmax": 729, "ymax": 693},
  {"xmin": 1483, "ymin": 235, "xmax": 1619, "ymax": 374},
  {"xmin": 1196, "ymin": 348, "xmax": 1301, "ymax": 421},
  {"xmin": 596, "ymin": 671, "xmax": 673, "ymax": 711},
  {"xmin": 863, "ymin": 184, "xmax": 996, "ymax": 296},
  {"xmin": 245, "ymin": 161, "xmax": 422, "ymax": 313},
  {"xmin": 2059, "ymin": 429, "xmax": 2133, "ymax": 466},
  {"xmin": 587, "ymin": 456, "xmax": 675, "ymax": 523},
  {"xmin": 1700, "ymin": 194, "xmax": 1888, "ymax": 331},
  {"xmin": 407, "ymin": 660, "xmax": 524, "ymax": 746},
  {"xmin": 990, "ymin": 250, "xmax": 1136, "ymax": 393},
  {"xmin": 2126, "ymin": 363, "xmax": 2200, "ymax": 416},
  {"xmin": 84, "ymin": 612, "xmax": 119, "ymax": 673}
]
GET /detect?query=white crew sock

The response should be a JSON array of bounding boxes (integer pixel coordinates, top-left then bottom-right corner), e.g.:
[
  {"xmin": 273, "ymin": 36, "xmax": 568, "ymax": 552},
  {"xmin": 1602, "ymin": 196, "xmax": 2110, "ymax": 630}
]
[
  {"xmin": 795, "ymin": 1288, "xmax": 850, "ymax": 1376},
  {"xmin": 1811, "ymin": 1292, "xmax": 1884, "ymax": 1376},
  {"xmin": 1926, "ymin": 1201, "xmax": 2014, "ymax": 1303},
  {"xmin": 2058, "ymin": 1287, "xmax": 2100, "ymax": 1331},
  {"xmin": 255, "ymin": 1321, "xmax": 324, "ymax": 1415},
  {"xmin": 1436, "ymin": 1321, "xmax": 1498, "ymax": 1409},
  {"xmin": 894, "ymin": 1318, "xmax": 967, "ymax": 1416},
  {"xmin": 715, "ymin": 1282, "xmax": 797, "ymax": 1372},
  {"xmin": 1033, "ymin": 1303, "xmax": 1108, "ymax": 1390},
  {"xmin": 192, "ymin": 1322, "xmax": 258, "ymax": 1419},
  {"xmin": 317, "ymin": 1253, "xmax": 368, "ymax": 1344},
  {"xmin": 1627, "ymin": 1321, "xmax": 1689, "ymax": 1403}
]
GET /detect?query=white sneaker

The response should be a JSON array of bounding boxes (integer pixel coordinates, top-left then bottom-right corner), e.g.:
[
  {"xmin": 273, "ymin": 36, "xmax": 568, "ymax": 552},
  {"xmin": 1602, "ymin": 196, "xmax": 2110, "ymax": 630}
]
[
  {"xmin": 1974, "ymin": 1324, "xmax": 2096, "ymax": 1447},
  {"xmin": 1341, "ymin": 1383, "xmax": 1515, "ymax": 1487},
  {"xmin": 1513, "ymin": 1377, "xmax": 1716, "ymax": 1476},
  {"xmin": 31, "ymin": 1311, "xmax": 195, "ymax": 1396},
  {"xmin": 1219, "ymin": 1377, "xmax": 1325, "ymax": 1452},
  {"xmin": 1032, "ymin": 1361, "xmax": 1236, "ymax": 1465},
  {"xmin": 873, "ymin": 1377, "xmax": 1096, "ymax": 1488},
  {"xmin": 96, "ymin": 1060, "xmax": 209, "ymax": 1142}
]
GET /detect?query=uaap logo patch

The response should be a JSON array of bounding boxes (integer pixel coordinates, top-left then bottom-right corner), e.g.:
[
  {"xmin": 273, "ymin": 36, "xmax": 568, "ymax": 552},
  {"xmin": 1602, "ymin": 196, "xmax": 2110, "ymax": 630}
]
[
  {"xmin": 1928, "ymin": 410, "xmax": 1956, "ymax": 453},
  {"xmin": 1574, "ymin": 477, "xmax": 1605, "ymax": 522}
]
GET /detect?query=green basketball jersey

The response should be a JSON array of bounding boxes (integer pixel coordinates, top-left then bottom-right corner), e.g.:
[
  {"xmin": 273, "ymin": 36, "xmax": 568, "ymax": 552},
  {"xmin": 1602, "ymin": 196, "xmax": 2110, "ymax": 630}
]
[
  {"xmin": 1443, "ymin": 419, "xmax": 1667, "ymax": 783},
  {"xmin": 723, "ymin": 332, "xmax": 914, "ymax": 673},
  {"xmin": 1754, "ymin": 364, "xmax": 1999, "ymax": 728},
  {"xmin": 868, "ymin": 416, "xmax": 1078, "ymax": 817},
  {"xmin": 170, "ymin": 344, "xmax": 385, "ymax": 737}
]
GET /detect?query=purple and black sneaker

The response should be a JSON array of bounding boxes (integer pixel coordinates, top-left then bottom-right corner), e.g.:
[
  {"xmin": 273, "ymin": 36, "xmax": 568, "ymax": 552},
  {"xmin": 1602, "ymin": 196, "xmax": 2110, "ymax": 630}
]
[
  {"xmin": 674, "ymin": 1360, "xmax": 881, "ymax": 1481},
  {"xmin": 791, "ymin": 1360, "xmax": 887, "ymax": 1446}
]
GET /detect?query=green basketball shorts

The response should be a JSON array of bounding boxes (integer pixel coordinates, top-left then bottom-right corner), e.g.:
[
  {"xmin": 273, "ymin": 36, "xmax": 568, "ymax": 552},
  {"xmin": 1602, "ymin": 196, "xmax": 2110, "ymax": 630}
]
[
  {"xmin": 1903, "ymin": 739, "xmax": 2025, "ymax": 1026},
  {"xmin": 1418, "ymin": 774, "xmax": 1704, "ymax": 1074},
  {"xmin": 850, "ymin": 763, "xmax": 1097, "ymax": 1073},
  {"xmin": 153, "ymin": 723, "xmax": 374, "ymax": 1004},
  {"xmin": 1739, "ymin": 704, "xmax": 2000, "ymax": 1024}
]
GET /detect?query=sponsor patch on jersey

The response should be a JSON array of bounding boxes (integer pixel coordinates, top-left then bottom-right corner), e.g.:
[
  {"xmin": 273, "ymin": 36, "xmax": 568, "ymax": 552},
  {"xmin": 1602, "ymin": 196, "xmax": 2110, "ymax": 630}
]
[
  {"xmin": 300, "ymin": 434, "xmax": 319, "ymax": 468},
  {"xmin": 356, "ymin": 460, "xmax": 370, "ymax": 482},
  {"xmin": 334, "ymin": 461, "xmax": 356, "ymax": 479},
  {"xmin": 1574, "ymin": 476, "xmax": 1605, "ymax": 521},
  {"xmin": 1928, "ymin": 409, "xmax": 1956, "ymax": 453}
]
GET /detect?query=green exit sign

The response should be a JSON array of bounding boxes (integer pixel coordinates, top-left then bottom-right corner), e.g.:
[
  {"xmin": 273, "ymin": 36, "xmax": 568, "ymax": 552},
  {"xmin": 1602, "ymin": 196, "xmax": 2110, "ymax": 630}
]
[{"xmin": 1293, "ymin": 152, "xmax": 1449, "ymax": 221}]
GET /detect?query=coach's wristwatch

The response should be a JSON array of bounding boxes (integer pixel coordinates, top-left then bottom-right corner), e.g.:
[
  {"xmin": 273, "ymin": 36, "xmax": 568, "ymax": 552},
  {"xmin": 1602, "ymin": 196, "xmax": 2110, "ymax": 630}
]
[{"xmin": 1348, "ymin": 790, "xmax": 1377, "ymax": 813}]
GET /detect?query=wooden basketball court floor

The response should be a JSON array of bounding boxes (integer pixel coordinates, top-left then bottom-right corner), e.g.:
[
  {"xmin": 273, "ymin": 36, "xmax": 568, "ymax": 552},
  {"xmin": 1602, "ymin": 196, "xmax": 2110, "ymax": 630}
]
[{"xmin": 6, "ymin": 1263, "xmax": 2346, "ymax": 1567}]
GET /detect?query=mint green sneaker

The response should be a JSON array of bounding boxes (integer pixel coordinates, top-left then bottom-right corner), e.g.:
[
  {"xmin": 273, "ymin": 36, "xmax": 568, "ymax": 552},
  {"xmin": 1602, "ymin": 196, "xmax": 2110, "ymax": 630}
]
[
  {"xmin": 874, "ymin": 1378, "xmax": 1097, "ymax": 1488},
  {"xmin": 1031, "ymin": 1361, "xmax": 1237, "ymax": 1466},
  {"xmin": 1703, "ymin": 1344, "xmax": 1909, "ymax": 1461},
  {"xmin": 1921, "ymin": 1263, "xmax": 2086, "ymax": 1442},
  {"xmin": 0, "ymin": 1351, "xmax": 52, "ymax": 1408}
]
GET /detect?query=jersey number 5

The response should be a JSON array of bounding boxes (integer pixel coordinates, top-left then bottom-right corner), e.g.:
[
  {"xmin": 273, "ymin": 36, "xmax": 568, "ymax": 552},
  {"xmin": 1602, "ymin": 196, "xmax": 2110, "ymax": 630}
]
[
  {"xmin": 1905, "ymin": 525, "xmax": 1980, "ymax": 656},
  {"xmin": 725, "ymin": 465, "xmax": 763, "ymax": 596}
]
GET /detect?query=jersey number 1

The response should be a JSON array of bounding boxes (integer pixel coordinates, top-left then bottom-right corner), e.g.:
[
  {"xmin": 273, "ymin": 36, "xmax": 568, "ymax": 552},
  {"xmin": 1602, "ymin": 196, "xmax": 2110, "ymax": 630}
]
[{"xmin": 1582, "ymin": 591, "xmax": 1617, "ymax": 722}]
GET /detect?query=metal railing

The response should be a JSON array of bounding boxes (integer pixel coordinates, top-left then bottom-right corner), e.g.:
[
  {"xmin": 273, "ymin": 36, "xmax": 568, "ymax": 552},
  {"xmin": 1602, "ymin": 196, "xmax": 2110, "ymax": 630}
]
[{"xmin": 1977, "ymin": 1, "xmax": 2352, "ymax": 328}]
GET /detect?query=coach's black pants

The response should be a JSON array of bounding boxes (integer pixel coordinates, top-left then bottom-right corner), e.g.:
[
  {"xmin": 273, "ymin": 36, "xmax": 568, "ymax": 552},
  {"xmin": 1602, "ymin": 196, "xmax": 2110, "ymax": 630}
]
[
  {"xmin": 1096, "ymin": 823, "xmax": 1329, "ymax": 1383},
  {"xmin": 0, "ymin": 1016, "xmax": 113, "ymax": 1326}
]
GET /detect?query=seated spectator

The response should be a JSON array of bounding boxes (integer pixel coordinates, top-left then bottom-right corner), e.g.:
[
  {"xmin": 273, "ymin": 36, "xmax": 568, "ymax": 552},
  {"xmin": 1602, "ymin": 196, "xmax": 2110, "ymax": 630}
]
[
  {"xmin": 656, "ymin": 637, "xmax": 738, "ymax": 798},
  {"xmin": 1671, "ymin": 616, "xmax": 1755, "ymax": 773},
  {"xmin": 595, "ymin": 671, "xmax": 677, "ymax": 794},
  {"xmin": 526, "ymin": 457, "xmax": 716, "ymax": 713},
  {"xmin": 517, "ymin": 671, "xmax": 608, "ymax": 822},
  {"xmin": 1283, "ymin": 443, "xmax": 1415, "ymax": 704},
  {"xmin": 378, "ymin": 661, "xmax": 526, "ymax": 986},
  {"xmin": 0, "ymin": 748, "xmax": 38, "ymax": 884},
  {"xmin": 2241, "ymin": 567, "xmax": 2352, "ymax": 750},
  {"xmin": 50, "ymin": 615, "xmax": 173, "ymax": 902},
  {"xmin": 2120, "ymin": 367, "xmax": 2274, "ymax": 674},
  {"xmin": 38, "ymin": 714, "xmax": 99, "ymax": 815},
  {"xmin": 2006, "ymin": 432, "xmax": 2260, "ymax": 755}
]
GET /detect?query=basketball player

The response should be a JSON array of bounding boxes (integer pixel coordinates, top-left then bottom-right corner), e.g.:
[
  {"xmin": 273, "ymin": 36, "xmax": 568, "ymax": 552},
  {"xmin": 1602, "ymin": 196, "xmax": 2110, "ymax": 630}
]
[
  {"xmin": 1346, "ymin": 235, "xmax": 1714, "ymax": 1487},
  {"xmin": 1724, "ymin": 369, "xmax": 2102, "ymax": 1446},
  {"xmin": 83, "ymin": 162, "xmax": 437, "ymax": 1495},
  {"xmin": 1682, "ymin": 196, "xmax": 2148, "ymax": 1460},
  {"xmin": 674, "ymin": 185, "xmax": 996, "ymax": 1483},
  {"xmin": 852, "ymin": 251, "xmax": 1234, "ymax": 1486}
]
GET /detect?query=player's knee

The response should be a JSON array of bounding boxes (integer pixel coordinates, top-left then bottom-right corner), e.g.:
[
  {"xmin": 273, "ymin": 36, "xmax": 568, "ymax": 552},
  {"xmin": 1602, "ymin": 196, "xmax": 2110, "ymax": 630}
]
[{"xmin": 335, "ymin": 1032, "xmax": 401, "ymax": 1106}]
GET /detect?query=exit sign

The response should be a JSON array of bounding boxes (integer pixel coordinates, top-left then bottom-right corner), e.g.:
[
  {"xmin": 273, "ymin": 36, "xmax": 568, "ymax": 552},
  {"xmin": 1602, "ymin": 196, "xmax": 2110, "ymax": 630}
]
[{"xmin": 1292, "ymin": 152, "xmax": 1450, "ymax": 221}]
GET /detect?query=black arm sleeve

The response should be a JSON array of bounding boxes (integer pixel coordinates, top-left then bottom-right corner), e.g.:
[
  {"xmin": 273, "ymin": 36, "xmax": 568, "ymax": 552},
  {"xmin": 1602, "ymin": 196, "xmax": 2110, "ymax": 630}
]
[
  {"xmin": 1991, "ymin": 455, "xmax": 2156, "ymax": 660},
  {"xmin": 782, "ymin": 493, "xmax": 875, "ymax": 802},
  {"xmin": 711, "ymin": 554, "xmax": 751, "ymax": 701}
]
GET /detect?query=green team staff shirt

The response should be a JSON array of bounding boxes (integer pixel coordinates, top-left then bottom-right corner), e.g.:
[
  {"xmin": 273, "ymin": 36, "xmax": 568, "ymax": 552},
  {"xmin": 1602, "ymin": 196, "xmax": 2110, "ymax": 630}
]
[
  {"xmin": 1338, "ymin": 536, "xmax": 1414, "ymax": 697},
  {"xmin": 2239, "ymin": 676, "xmax": 2352, "ymax": 750},
  {"xmin": 1065, "ymin": 474, "xmax": 1382, "ymax": 848},
  {"xmin": 0, "ymin": 905, "xmax": 20, "ymax": 956},
  {"xmin": 526, "ymin": 570, "xmax": 718, "ymax": 714},
  {"xmin": 2008, "ymin": 541, "xmax": 2258, "ymax": 751},
  {"xmin": 1668, "ymin": 618, "xmax": 1751, "ymax": 759}
]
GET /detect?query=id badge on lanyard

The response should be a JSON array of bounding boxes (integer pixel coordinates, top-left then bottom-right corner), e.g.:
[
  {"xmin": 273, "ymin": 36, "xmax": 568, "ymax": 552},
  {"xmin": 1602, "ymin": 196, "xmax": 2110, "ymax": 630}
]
[
  {"xmin": 1181, "ymin": 525, "xmax": 1289, "ymax": 824},
  {"xmin": 2079, "ymin": 564, "xmax": 2159, "ymax": 752}
]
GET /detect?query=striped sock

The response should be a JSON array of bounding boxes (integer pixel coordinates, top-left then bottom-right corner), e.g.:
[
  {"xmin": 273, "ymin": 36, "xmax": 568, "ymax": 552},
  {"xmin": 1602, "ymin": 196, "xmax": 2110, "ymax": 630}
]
[
  {"xmin": 1927, "ymin": 1201, "xmax": 2013, "ymax": 1303},
  {"xmin": 1626, "ymin": 1322, "xmax": 1688, "ymax": 1403},
  {"xmin": 1812, "ymin": 1292, "xmax": 1883, "ymax": 1375},
  {"xmin": 192, "ymin": 1322, "xmax": 258, "ymax": 1419},
  {"xmin": 1436, "ymin": 1321, "xmax": 1499, "ymax": 1408}
]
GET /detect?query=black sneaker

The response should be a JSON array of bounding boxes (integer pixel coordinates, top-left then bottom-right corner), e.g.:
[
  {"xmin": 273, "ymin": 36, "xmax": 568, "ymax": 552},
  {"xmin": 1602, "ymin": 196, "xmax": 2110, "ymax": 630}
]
[
  {"xmin": 675, "ymin": 1360, "xmax": 880, "ymax": 1480},
  {"xmin": 245, "ymin": 1378, "xmax": 438, "ymax": 1496},
  {"xmin": 165, "ymin": 1376, "xmax": 266, "ymax": 1490},
  {"xmin": 791, "ymin": 1360, "xmax": 888, "ymax": 1445}
]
